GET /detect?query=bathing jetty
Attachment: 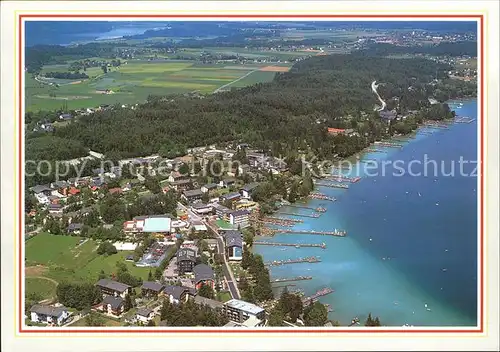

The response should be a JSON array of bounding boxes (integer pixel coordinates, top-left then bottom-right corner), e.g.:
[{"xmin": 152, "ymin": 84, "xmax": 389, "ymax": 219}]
[
  {"xmin": 374, "ymin": 141, "xmax": 403, "ymax": 148},
  {"xmin": 315, "ymin": 181, "xmax": 349, "ymax": 189},
  {"xmin": 271, "ymin": 276, "xmax": 313, "ymax": 284},
  {"xmin": 286, "ymin": 204, "xmax": 327, "ymax": 213},
  {"xmin": 455, "ymin": 116, "xmax": 475, "ymax": 124},
  {"xmin": 424, "ymin": 122, "xmax": 449, "ymax": 129},
  {"xmin": 280, "ymin": 212, "xmax": 321, "ymax": 219},
  {"xmin": 253, "ymin": 241, "xmax": 327, "ymax": 249},
  {"xmin": 365, "ymin": 148, "xmax": 387, "ymax": 153},
  {"xmin": 309, "ymin": 192, "xmax": 336, "ymax": 202},
  {"xmin": 264, "ymin": 217, "xmax": 303, "ymax": 224},
  {"xmin": 302, "ymin": 287, "xmax": 335, "ymax": 305},
  {"xmin": 276, "ymin": 229, "xmax": 347, "ymax": 237},
  {"xmin": 265, "ymin": 256, "xmax": 321, "ymax": 267},
  {"xmin": 324, "ymin": 175, "xmax": 361, "ymax": 183}
]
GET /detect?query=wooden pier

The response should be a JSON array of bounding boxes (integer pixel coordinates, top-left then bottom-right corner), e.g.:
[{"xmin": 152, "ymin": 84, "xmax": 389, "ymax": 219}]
[
  {"xmin": 253, "ymin": 241, "xmax": 327, "ymax": 249},
  {"xmin": 262, "ymin": 216, "xmax": 304, "ymax": 223},
  {"xmin": 315, "ymin": 181, "xmax": 349, "ymax": 189},
  {"xmin": 302, "ymin": 287, "xmax": 335, "ymax": 305},
  {"xmin": 324, "ymin": 175, "xmax": 361, "ymax": 183},
  {"xmin": 265, "ymin": 256, "xmax": 322, "ymax": 267},
  {"xmin": 309, "ymin": 193, "xmax": 336, "ymax": 202},
  {"xmin": 271, "ymin": 276, "xmax": 313, "ymax": 284},
  {"xmin": 374, "ymin": 141, "xmax": 403, "ymax": 148},
  {"xmin": 365, "ymin": 148, "xmax": 387, "ymax": 153},
  {"xmin": 280, "ymin": 212, "xmax": 321, "ymax": 219},
  {"xmin": 286, "ymin": 204, "xmax": 327, "ymax": 213},
  {"xmin": 276, "ymin": 229, "xmax": 347, "ymax": 237},
  {"xmin": 455, "ymin": 117, "xmax": 475, "ymax": 124}
]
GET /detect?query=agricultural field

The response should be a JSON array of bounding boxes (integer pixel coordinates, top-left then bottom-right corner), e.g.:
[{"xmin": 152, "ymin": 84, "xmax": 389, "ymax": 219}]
[
  {"xmin": 24, "ymin": 233, "xmax": 151, "ymax": 297},
  {"xmin": 25, "ymin": 59, "xmax": 293, "ymax": 111}
]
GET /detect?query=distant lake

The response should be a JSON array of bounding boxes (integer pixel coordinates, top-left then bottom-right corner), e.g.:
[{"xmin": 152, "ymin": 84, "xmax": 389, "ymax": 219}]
[{"xmin": 25, "ymin": 23, "xmax": 165, "ymax": 46}]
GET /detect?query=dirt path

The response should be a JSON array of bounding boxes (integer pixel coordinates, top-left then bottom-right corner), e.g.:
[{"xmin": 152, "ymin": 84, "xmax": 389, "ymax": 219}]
[
  {"xmin": 213, "ymin": 69, "xmax": 258, "ymax": 93},
  {"xmin": 27, "ymin": 276, "xmax": 59, "ymax": 286}
]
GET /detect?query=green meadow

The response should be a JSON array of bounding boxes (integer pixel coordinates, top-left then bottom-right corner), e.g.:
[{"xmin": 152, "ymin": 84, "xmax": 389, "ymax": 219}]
[
  {"xmin": 25, "ymin": 233, "xmax": 151, "ymax": 294},
  {"xmin": 26, "ymin": 60, "xmax": 290, "ymax": 111}
]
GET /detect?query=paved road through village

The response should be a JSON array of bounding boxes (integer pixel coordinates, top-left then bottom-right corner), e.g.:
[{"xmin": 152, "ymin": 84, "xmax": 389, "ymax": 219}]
[{"xmin": 177, "ymin": 202, "xmax": 241, "ymax": 299}]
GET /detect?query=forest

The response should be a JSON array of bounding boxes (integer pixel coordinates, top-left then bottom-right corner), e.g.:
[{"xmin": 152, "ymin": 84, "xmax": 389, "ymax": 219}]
[
  {"xmin": 44, "ymin": 71, "xmax": 89, "ymax": 79},
  {"xmin": 360, "ymin": 41, "xmax": 477, "ymax": 57},
  {"xmin": 24, "ymin": 51, "xmax": 476, "ymax": 190},
  {"xmin": 41, "ymin": 54, "xmax": 463, "ymax": 158}
]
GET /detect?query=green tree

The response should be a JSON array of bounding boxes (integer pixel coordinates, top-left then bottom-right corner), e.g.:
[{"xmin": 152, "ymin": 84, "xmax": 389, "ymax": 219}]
[
  {"xmin": 85, "ymin": 312, "xmax": 105, "ymax": 326},
  {"xmin": 148, "ymin": 270, "xmax": 154, "ymax": 281},
  {"xmin": 198, "ymin": 283, "xmax": 215, "ymax": 299},
  {"xmin": 268, "ymin": 307, "xmax": 285, "ymax": 326},
  {"xmin": 124, "ymin": 294, "xmax": 133, "ymax": 311},
  {"xmin": 303, "ymin": 302, "xmax": 328, "ymax": 326}
]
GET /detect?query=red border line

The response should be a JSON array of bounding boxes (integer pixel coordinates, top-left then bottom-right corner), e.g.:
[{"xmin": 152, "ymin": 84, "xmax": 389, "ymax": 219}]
[{"xmin": 18, "ymin": 14, "xmax": 484, "ymax": 334}]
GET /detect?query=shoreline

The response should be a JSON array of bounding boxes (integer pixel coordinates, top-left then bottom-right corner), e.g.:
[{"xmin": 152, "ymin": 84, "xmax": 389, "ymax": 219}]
[{"xmin": 255, "ymin": 98, "xmax": 477, "ymax": 326}]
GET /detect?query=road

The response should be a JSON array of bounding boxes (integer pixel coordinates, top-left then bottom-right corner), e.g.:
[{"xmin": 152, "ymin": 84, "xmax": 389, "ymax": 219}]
[
  {"xmin": 371, "ymin": 80, "xmax": 387, "ymax": 112},
  {"xmin": 213, "ymin": 69, "xmax": 259, "ymax": 94},
  {"xmin": 177, "ymin": 202, "xmax": 241, "ymax": 299}
]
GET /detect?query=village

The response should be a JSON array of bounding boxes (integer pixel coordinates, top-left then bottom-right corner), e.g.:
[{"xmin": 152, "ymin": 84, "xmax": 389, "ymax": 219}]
[{"xmin": 25, "ymin": 139, "xmax": 341, "ymax": 328}]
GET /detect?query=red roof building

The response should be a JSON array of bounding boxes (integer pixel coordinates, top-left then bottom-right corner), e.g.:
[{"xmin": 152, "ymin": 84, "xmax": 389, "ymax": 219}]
[
  {"xmin": 109, "ymin": 187, "xmax": 123, "ymax": 195},
  {"xmin": 327, "ymin": 128, "xmax": 346, "ymax": 135},
  {"xmin": 68, "ymin": 187, "xmax": 80, "ymax": 196}
]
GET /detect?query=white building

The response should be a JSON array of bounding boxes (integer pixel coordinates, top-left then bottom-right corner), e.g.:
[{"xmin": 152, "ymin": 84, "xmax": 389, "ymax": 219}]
[{"xmin": 30, "ymin": 305, "xmax": 69, "ymax": 326}]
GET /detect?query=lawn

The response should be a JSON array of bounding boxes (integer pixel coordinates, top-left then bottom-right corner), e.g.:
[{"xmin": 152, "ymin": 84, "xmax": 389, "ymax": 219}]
[
  {"xmin": 25, "ymin": 233, "xmax": 150, "ymax": 286},
  {"xmin": 25, "ymin": 233, "xmax": 85, "ymax": 266},
  {"xmin": 216, "ymin": 291, "xmax": 232, "ymax": 303},
  {"xmin": 26, "ymin": 60, "xmax": 285, "ymax": 111},
  {"xmin": 25, "ymin": 277, "xmax": 58, "ymax": 300},
  {"xmin": 78, "ymin": 251, "xmax": 152, "ymax": 281},
  {"xmin": 68, "ymin": 314, "xmax": 122, "ymax": 327}
]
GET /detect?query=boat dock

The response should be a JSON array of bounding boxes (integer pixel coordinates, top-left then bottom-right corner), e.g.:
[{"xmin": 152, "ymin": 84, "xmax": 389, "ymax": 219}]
[
  {"xmin": 365, "ymin": 148, "xmax": 387, "ymax": 153},
  {"xmin": 374, "ymin": 141, "xmax": 403, "ymax": 148},
  {"xmin": 265, "ymin": 256, "xmax": 322, "ymax": 267},
  {"xmin": 286, "ymin": 204, "xmax": 327, "ymax": 213},
  {"xmin": 424, "ymin": 122, "xmax": 449, "ymax": 129},
  {"xmin": 271, "ymin": 276, "xmax": 313, "ymax": 284},
  {"xmin": 264, "ymin": 217, "xmax": 303, "ymax": 224},
  {"xmin": 309, "ymin": 192, "xmax": 336, "ymax": 202},
  {"xmin": 276, "ymin": 229, "xmax": 347, "ymax": 237},
  {"xmin": 315, "ymin": 181, "xmax": 349, "ymax": 189},
  {"xmin": 324, "ymin": 175, "xmax": 361, "ymax": 183},
  {"xmin": 302, "ymin": 287, "xmax": 335, "ymax": 304},
  {"xmin": 253, "ymin": 241, "xmax": 327, "ymax": 249},
  {"xmin": 455, "ymin": 116, "xmax": 475, "ymax": 124},
  {"xmin": 280, "ymin": 212, "xmax": 321, "ymax": 218}
]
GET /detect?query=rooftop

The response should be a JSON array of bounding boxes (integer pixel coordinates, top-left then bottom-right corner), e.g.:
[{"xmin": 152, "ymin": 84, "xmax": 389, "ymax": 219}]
[
  {"xmin": 30, "ymin": 304, "xmax": 67, "ymax": 317},
  {"xmin": 136, "ymin": 307, "xmax": 154, "ymax": 317},
  {"xmin": 96, "ymin": 279, "xmax": 131, "ymax": 293},
  {"xmin": 141, "ymin": 281, "xmax": 164, "ymax": 292},
  {"xmin": 103, "ymin": 295, "xmax": 124, "ymax": 310},
  {"xmin": 229, "ymin": 209, "xmax": 250, "ymax": 217},
  {"xmin": 224, "ymin": 231, "xmax": 243, "ymax": 248},
  {"xmin": 193, "ymin": 263, "xmax": 214, "ymax": 283},
  {"xmin": 183, "ymin": 189, "xmax": 203, "ymax": 197},
  {"xmin": 241, "ymin": 183, "xmax": 260, "ymax": 192},
  {"xmin": 224, "ymin": 299, "xmax": 265, "ymax": 315},
  {"xmin": 177, "ymin": 248, "xmax": 196, "ymax": 262}
]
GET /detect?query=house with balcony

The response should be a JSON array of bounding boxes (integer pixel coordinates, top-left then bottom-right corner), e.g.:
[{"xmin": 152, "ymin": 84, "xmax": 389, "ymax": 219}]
[
  {"xmin": 95, "ymin": 279, "xmax": 132, "ymax": 298},
  {"xmin": 193, "ymin": 264, "xmax": 215, "ymax": 290},
  {"xmin": 30, "ymin": 305, "xmax": 69, "ymax": 326}
]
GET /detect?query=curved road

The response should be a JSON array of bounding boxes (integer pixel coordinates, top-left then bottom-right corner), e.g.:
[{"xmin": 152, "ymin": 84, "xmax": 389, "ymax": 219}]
[{"xmin": 371, "ymin": 80, "xmax": 387, "ymax": 112}]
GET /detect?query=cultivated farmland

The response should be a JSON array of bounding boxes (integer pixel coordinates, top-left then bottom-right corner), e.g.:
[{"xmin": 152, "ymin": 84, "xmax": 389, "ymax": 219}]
[{"xmin": 25, "ymin": 60, "xmax": 292, "ymax": 111}]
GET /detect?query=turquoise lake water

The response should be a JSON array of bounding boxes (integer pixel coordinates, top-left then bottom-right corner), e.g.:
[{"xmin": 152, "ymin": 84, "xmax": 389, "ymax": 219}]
[{"xmin": 255, "ymin": 100, "xmax": 478, "ymax": 327}]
